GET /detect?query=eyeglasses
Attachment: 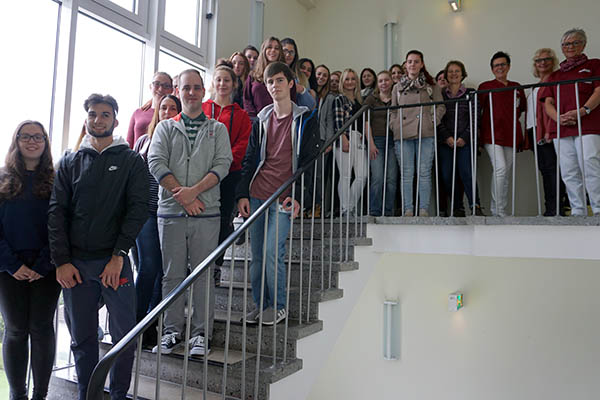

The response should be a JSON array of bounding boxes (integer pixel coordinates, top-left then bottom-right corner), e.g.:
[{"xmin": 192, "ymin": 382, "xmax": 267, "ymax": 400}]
[
  {"xmin": 17, "ymin": 134, "xmax": 45, "ymax": 143},
  {"xmin": 561, "ymin": 40, "xmax": 584, "ymax": 48},
  {"xmin": 492, "ymin": 62, "xmax": 508, "ymax": 69},
  {"xmin": 152, "ymin": 81, "xmax": 173, "ymax": 90},
  {"xmin": 534, "ymin": 57, "xmax": 553, "ymax": 64},
  {"xmin": 282, "ymin": 49, "xmax": 295, "ymax": 56}
]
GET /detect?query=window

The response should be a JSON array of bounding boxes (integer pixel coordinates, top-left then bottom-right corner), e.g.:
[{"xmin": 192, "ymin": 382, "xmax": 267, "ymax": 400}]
[
  {"xmin": 159, "ymin": 50, "xmax": 204, "ymax": 79},
  {"xmin": 0, "ymin": 0, "xmax": 60, "ymax": 165},
  {"xmin": 68, "ymin": 13, "xmax": 144, "ymax": 149},
  {"xmin": 107, "ymin": 0, "xmax": 137, "ymax": 13},
  {"xmin": 164, "ymin": 0, "xmax": 202, "ymax": 47}
]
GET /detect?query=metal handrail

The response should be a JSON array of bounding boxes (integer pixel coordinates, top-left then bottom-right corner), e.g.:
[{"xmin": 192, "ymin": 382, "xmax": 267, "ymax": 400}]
[
  {"xmin": 86, "ymin": 104, "xmax": 371, "ymax": 399},
  {"xmin": 372, "ymin": 75, "xmax": 600, "ymax": 112}
]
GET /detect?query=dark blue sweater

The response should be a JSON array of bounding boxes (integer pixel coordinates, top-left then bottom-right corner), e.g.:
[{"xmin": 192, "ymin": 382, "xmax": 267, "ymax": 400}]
[{"xmin": 0, "ymin": 171, "xmax": 53, "ymax": 275}]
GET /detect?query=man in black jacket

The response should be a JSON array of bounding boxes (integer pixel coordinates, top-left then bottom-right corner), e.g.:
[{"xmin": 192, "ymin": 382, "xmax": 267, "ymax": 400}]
[
  {"xmin": 48, "ymin": 94, "xmax": 148, "ymax": 400},
  {"xmin": 237, "ymin": 62, "xmax": 319, "ymax": 326}
]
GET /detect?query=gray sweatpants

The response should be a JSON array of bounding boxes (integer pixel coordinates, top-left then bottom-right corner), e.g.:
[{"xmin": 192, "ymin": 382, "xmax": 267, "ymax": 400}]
[{"xmin": 158, "ymin": 216, "xmax": 219, "ymax": 339}]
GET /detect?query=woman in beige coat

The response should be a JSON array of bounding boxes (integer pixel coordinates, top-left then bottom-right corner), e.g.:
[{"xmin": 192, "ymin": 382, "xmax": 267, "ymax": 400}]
[{"xmin": 391, "ymin": 50, "xmax": 445, "ymax": 216}]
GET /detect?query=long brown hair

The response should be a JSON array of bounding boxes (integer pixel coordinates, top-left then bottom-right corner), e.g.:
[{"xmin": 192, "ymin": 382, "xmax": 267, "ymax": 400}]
[
  {"xmin": 405, "ymin": 50, "xmax": 435, "ymax": 85},
  {"xmin": 229, "ymin": 51, "xmax": 250, "ymax": 88},
  {"xmin": 251, "ymin": 37, "xmax": 284, "ymax": 83},
  {"xmin": 147, "ymin": 94, "xmax": 182, "ymax": 140},
  {"xmin": 0, "ymin": 121, "xmax": 54, "ymax": 201}
]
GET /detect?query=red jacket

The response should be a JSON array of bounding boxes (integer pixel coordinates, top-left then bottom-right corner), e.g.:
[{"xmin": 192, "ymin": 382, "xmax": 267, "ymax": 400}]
[
  {"xmin": 538, "ymin": 58, "xmax": 600, "ymax": 138},
  {"xmin": 202, "ymin": 100, "xmax": 251, "ymax": 172},
  {"xmin": 478, "ymin": 79, "xmax": 526, "ymax": 148}
]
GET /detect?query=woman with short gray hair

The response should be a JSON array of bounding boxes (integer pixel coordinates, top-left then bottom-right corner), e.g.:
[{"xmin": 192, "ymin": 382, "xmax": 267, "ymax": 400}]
[{"xmin": 540, "ymin": 28, "xmax": 600, "ymax": 216}]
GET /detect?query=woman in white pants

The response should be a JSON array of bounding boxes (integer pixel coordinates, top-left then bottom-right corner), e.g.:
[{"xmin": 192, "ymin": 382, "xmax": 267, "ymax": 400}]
[
  {"xmin": 541, "ymin": 28, "xmax": 600, "ymax": 216},
  {"xmin": 333, "ymin": 68, "xmax": 377, "ymax": 216}
]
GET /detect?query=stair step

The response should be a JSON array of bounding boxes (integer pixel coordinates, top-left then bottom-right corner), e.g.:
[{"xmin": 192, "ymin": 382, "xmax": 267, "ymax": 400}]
[{"xmin": 50, "ymin": 367, "xmax": 224, "ymax": 400}]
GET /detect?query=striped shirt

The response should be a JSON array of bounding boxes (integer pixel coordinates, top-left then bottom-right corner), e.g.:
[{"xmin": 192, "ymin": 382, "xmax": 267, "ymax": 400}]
[{"xmin": 181, "ymin": 112, "xmax": 207, "ymax": 148}]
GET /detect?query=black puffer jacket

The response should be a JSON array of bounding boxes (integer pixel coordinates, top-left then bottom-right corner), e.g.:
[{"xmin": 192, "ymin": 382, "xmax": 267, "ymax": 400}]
[{"xmin": 48, "ymin": 137, "xmax": 148, "ymax": 266}]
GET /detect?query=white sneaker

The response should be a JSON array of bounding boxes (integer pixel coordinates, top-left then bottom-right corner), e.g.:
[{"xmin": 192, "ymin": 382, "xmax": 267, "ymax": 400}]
[
  {"xmin": 262, "ymin": 307, "xmax": 287, "ymax": 325},
  {"xmin": 189, "ymin": 335, "xmax": 211, "ymax": 356}
]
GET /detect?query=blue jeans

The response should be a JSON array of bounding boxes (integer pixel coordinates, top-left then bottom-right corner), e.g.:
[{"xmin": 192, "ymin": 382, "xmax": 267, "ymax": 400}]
[
  {"xmin": 249, "ymin": 198, "xmax": 291, "ymax": 311},
  {"xmin": 438, "ymin": 143, "xmax": 480, "ymax": 208},
  {"xmin": 394, "ymin": 137, "xmax": 434, "ymax": 212},
  {"xmin": 370, "ymin": 136, "xmax": 398, "ymax": 216},
  {"xmin": 63, "ymin": 257, "xmax": 136, "ymax": 400},
  {"xmin": 135, "ymin": 216, "xmax": 163, "ymax": 322}
]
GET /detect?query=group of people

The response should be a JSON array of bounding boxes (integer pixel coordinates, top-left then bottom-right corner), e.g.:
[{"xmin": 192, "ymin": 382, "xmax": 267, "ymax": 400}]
[{"xmin": 0, "ymin": 27, "xmax": 599, "ymax": 400}]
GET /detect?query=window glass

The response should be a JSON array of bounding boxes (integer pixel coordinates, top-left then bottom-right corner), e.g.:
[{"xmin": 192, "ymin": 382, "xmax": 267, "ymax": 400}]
[
  {"xmin": 0, "ymin": 0, "xmax": 60, "ymax": 165},
  {"xmin": 164, "ymin": 0, "xmax": 201, "ymax": 46},
  {"xmin": 107, "ymin": 0, "xmax": 136, "ymax": 13},
  {"xmin": 68, "ymin": 13, "xmax": 144, "ymax": 149},
  {"xmin": 159, "ymin": 50, "xmax": 204, "ymax": 79}
]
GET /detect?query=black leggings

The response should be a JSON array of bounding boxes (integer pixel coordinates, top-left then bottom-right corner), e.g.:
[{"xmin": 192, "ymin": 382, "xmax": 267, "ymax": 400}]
[{"xmin": 0, "ymin": 270, "xmax": 61, "ymax": 400}]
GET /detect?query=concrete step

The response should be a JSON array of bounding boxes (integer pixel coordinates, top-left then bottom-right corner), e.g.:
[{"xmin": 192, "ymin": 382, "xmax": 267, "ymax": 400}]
[
  {"xmin": 224, "ymin": 237, "xmax": 372, "ymax": 263},
  {"xmin": 50, "ymin": 367, "xmax": 224, "ymax": 400},
  {"xmin": 215, "ymin": 284, "xmax": 343, "ymax": 321}
]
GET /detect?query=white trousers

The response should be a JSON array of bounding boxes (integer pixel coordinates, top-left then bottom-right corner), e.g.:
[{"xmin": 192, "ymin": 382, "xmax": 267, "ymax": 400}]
[
  {"xmin": 553, "ymin": 135, "xmax": 600, "ymax": 215},
  {"xmin": 334, "ymin": 131, "xmax": 368, "ymax": 214},
  {"xmin": 484, "ymin": 144, "xmax": 514, "ymax": 217}
]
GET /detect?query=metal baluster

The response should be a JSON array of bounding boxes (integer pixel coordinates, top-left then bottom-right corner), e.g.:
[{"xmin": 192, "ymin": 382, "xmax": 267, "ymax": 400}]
[
  {"xmin": 531, "ymin": 88, "xmax": 542, "ymax": 216},
  {"xmin": 512, "ymin": 89, "xmax": 517, "ymax": 216},
  {"xmin": 338, "ymin": 135, "xmax": 343, "ymax": 272},
  {"xmin": 383, "ymin": 109, "xmax": 391, "ymax": 216},
  {"xmin": 254, "ymin": 211, "xmax": 270, "ymax": 400},
  {"xmin": 283, "ymin": 185, "xmax": 296, "ymax": 363},
  {"xmin": 367, "ymin": 109, "xmax": 372, "ymax": 218},
  {"xmin": 321, "ymin": 152, "xmax": 325, "ymax": 291},
  {"xmin": 399, "ymin": 108, "xmax": 405, "ymax": 215},
  {"xmin": 241, "ymin": 230, "xmax": 249, "ymax": 399},
  {"xmin": 330, "ymin": 139, "xmax": 336, "ymax": 289},
  {"xmin": 433, "ymin": 104, "xmax": 440, "ymax": 217},
  {"xmin": 181, "ymin": 285, "xmax": 193, "ymax": 400},
  {"xmin": 489, "ymin": 93, "xmax": 499, "ymax": 216},
  {"xmin": 468, "ymin": 96, "xmax": 476, "ymax": 215},
  {"xmin": 474, "ymin": 94, "xmax": 479, "ymax": 215},
  {"xmin": 574, "ymin": 82, "xmax": 587, "ymax": 211},
  {"xmin": 132, "ymin": 335, "xmax": 142, "ymax": 399},
  {"xmin": 53, "ymin": 305, "xmax": 59, "ymax": 369},
  {"xmin": 202, "ymin": 268, "xmax": 210, "ymax": 398},
  {"xmin": 556, "ymin": 85, "xmax": 561, "ymax": 216},
  {"xmin": 299, "ymin": 174, "xmax": 304, "ymax": 324},
  {"xmin": 155, "ymin": 313, "xmax": 163, "ymax": 400},
  {"xmin": 451, "ymin": 102, "xmax": 459, "ymax": 217},
  {"xmin": 223, "ymin": 240, "xmax": 235, "ymax": 396},
  {"xmin": 307, "ymin": 161, "xmax": 318, "ymax": 323},
  {"xmin": 346, "ymin": 122, "xmax": 354, "ymax": 262},
  {"xmin": 360, "ymin": 111, "xmax": 366, "ymax": 235},
  {"xmin": 415, "ymin": 106, "xmax": 423, "ymax": 216},
  {"xmin": 273, "ymin": 203, "xmax": 279, "ymax": 367}
]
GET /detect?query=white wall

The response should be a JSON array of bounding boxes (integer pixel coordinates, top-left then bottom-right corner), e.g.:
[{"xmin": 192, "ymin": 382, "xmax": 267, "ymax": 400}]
[
  {"xmin": 307, "ymin": 252, "xmax": 600, "ymax": 400},
  {"xmin": 302, "ymin": 0, "xmax": 600, "ymax": 86}
]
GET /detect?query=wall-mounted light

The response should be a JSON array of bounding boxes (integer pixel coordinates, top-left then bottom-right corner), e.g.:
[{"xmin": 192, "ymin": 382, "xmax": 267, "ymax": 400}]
[
  {"xmin": 448, "ymin": 293, "xmax": 464, "ymax": 312},
  {"xmin": 383, "ymin": 301, "xmax": 400, "ymax": 360},
  {"xmin": 448, "ymin": 0, "xmax": 462, "ymax": 12}
]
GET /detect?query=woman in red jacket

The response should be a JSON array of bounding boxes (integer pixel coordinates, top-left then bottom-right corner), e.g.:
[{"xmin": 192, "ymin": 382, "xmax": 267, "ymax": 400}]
[
  {"xmin": 203, "ymin": 62, "xmax": 252, "ymax": 283},
  {"xmin": 478, "ymin": 51, "xmax": 526, "ymax": 217}
]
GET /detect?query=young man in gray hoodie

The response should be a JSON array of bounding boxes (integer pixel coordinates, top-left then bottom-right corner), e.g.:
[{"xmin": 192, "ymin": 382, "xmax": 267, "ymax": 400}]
[
  {"xmin": 237, "ymin": 62, "xmax": 320, "ymax": 325},
  {"xmin": 148, "ymin": 69, "xmax": 232, "ymax": 356}
]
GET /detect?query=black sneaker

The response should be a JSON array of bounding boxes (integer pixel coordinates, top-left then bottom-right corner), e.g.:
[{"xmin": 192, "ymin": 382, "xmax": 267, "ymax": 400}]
[
  {"xmin": 241, "ymin": 308, "xmax": 260, "ymax": 325},
  {"xmin": 190, "ymin": 335, "xmax": 211, "ymax": 357},
  {"xmin": 152, "ymin": 332, "xmax": 182, "ymax": 354}
]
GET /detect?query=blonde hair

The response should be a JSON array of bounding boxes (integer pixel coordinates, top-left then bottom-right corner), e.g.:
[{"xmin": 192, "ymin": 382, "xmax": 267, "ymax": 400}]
[
  {"xmin": 373, "ymin": 70, "xmax": 393, "ymax": 97},
  {"xmin": 340, "ymin": 68, "xmax": 362, "ymax": 104},
  {"xmin": 532, "ymin": 48, "xmax": 559, "ymax": 78}
]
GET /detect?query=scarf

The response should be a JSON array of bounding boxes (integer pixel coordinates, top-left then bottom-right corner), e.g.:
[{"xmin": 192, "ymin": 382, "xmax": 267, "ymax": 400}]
[
  {"xmin": 398, "ymin": 72, "xmax": 427, "ymax": 93},
  {"xmin": 445, "ymin": 84, "xmax": 467, "ymax": 99},
  {"xmin": 560, "ymin": 53, "xmax": 588, "ymax": 72}
]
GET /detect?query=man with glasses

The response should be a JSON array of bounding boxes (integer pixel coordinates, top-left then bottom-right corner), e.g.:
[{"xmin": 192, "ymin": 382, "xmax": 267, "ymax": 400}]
[
  {"xmin": 148, "ymin": 69, "xmax": 232, "ymax": 356},
  {"xmin": 49, "ymin": 93, "xmax": 149, "ymax": 400}
]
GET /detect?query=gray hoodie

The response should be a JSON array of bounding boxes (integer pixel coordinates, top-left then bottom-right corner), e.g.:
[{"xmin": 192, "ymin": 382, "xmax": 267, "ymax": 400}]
[{"xmin": 148, "ymin": 114, "xmax": 233, "ymax": 217}]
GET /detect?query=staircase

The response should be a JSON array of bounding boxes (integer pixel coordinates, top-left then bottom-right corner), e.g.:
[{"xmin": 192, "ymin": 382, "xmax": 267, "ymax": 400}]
[{"xmin": 49, "ymin": 217, "xmax": 372, "ymax": 399}]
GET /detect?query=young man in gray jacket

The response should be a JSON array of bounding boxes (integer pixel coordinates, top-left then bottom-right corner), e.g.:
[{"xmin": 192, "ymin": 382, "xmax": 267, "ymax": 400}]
[{"xmin": 148, "ymin": 69, "xmax": 232, "ymax": 356}]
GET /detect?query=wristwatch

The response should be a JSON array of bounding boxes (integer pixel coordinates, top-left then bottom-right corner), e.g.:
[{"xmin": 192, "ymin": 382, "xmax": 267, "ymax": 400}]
[
  {"xmin": 583, "ymin": 105, "xmax": 591, "ymax": 115},
  {"xmin": 112, "ymin": 249, "xmax": 128, "ymax": 258}
]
